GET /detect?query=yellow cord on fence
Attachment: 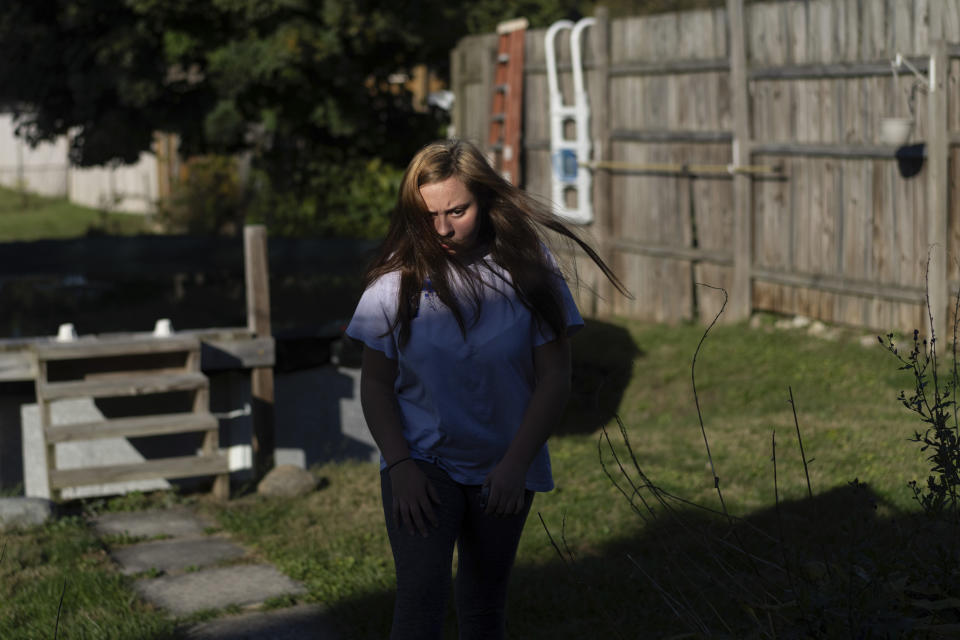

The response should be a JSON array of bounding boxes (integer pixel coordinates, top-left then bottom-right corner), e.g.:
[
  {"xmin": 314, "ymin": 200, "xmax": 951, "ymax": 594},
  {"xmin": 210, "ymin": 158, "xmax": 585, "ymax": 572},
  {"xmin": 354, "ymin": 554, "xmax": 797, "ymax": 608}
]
[{"xmin": 581, "ymin": 160, "xmax": 783, "ymax": 175}]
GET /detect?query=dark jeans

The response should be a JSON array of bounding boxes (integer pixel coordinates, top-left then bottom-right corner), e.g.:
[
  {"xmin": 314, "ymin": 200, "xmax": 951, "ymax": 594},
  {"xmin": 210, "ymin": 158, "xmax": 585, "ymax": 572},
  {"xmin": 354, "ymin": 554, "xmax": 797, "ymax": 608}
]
[{"xmin": 380, "ymin": 460, "xmax": 534, "ymax": 640}]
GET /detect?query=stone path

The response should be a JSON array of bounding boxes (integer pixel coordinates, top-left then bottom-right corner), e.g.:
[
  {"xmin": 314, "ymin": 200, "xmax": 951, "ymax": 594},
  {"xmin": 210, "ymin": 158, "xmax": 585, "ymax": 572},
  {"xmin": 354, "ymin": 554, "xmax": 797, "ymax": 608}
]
[{"xmin": 90, "ymin": 507, "xmax": 340, "ymax": 639}]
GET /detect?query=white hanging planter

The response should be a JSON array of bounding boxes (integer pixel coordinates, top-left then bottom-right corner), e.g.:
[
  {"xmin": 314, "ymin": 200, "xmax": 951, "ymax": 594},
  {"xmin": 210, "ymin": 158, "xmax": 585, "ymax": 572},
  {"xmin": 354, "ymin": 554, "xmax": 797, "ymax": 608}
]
[
  {"xmin": 879, "ymin": 117, "xmax": 914, "ymax": 146},
  {"xmin": 882, "ymin": 52, "xmax": 930, "ymax": 147}
]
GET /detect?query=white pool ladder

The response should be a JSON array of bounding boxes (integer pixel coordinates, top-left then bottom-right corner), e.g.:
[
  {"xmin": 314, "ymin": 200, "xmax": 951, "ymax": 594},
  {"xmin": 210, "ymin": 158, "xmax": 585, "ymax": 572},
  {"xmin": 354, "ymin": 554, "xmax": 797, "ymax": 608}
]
[{"xmin": 545, "ymin": 17, "xmax": 595, "ymax": 224}]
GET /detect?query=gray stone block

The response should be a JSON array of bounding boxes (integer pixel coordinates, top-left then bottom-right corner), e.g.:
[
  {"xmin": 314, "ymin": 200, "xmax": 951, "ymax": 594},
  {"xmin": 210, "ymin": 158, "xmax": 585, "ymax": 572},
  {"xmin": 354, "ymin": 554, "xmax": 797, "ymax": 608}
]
[
  {"xmin": 257, "ymin": 465, "xmax": 316, "ymax": 498},
  {"xmin": 91, "ymin": 508, "xmax": 213, "ymax": 539},
  {"xmin": 183, "ymin": 604, "xmax": 339, "ymax": 640},
  {"xmin": 110, "ymin": 537, "xmax": 246, "ymax": 575},
  {"xmin": 0, "ymin": 497, "xmax": 54, "ymax": 528},
  {"xmin": 135, "ymin": 564, "xmax": 307, "ymax": 615}
]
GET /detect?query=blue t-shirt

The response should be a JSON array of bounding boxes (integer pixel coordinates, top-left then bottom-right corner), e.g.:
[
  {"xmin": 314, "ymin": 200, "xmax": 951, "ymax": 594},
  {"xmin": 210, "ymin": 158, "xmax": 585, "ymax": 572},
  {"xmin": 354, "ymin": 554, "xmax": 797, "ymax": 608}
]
[{"xmin": 345, "ymin": 252, "xmax": 583, "ymax": 491}]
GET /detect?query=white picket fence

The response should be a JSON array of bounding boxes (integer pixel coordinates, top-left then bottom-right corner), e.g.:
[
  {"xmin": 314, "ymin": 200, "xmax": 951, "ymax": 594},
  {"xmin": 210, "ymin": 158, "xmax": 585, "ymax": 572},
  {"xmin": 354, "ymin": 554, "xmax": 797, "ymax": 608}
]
[{"xmin": 0, "ymin": 113, "xmax": 159, "ymax": 214}]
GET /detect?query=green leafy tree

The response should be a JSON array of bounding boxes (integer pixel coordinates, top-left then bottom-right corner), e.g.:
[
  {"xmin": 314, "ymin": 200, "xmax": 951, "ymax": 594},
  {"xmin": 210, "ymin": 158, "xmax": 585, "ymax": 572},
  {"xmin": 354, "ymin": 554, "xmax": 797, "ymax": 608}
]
[
  {"xmin": 0, "ymin": 0, "xmax": 710, "ymax": 236},
  {"xmin": 0, "ymin": 0, "xmax": 456, "ymax": 235}
]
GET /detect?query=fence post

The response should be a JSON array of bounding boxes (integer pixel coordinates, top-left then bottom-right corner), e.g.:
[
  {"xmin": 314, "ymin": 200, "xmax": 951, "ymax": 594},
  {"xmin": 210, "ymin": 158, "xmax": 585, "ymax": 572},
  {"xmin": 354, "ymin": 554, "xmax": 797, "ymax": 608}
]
[
  {"xmin": 927, "ymin": 39, "xmax": 949, "ymax": 342},
  {"xmin": 726, "ymin": 0, "xmax": 752, "ymax": 322},
  {"xmin": 450, "ymin": 42, "xmax": 464, "ymax": 139},
  {"xmin": 592, "ymin": 6, "xmax": 615, "ymax": 316},
  {"xmin": 244, "ymin": 224, "xmax": 275, "ymax": 479}
]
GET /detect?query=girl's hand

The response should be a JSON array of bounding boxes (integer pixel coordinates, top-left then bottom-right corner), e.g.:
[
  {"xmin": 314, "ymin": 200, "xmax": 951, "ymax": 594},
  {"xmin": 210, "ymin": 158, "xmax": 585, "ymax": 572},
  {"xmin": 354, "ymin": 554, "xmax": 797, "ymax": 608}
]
[
  {"xmin": 389, "ymin": 460, "xmax": 440, "ymax": 536},
  {"xmin": 483, "ymin": 460, "xmax": 527, "ymax": 516}
]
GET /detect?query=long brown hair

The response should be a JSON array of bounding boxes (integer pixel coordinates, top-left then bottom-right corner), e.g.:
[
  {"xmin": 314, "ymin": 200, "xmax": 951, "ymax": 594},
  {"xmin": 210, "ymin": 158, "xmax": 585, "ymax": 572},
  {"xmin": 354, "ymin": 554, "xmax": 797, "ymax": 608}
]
[{"xmin": 364, "ymin": 139, "xmax": 627, "ymax": 348}]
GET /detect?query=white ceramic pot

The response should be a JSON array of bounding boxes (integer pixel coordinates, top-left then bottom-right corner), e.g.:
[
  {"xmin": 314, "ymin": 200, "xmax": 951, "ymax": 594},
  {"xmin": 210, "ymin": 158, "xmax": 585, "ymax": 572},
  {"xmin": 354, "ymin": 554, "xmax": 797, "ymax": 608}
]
[{"xmin": 880, "ymin": 117, "xmax": 914, "ymax": 146}]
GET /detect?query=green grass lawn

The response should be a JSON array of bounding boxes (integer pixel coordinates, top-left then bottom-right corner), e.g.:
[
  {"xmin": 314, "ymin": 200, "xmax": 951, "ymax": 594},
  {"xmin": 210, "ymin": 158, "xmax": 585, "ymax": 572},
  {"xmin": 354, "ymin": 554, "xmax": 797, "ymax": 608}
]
[
  {"xmin": 0, "ymin": 185, "xmax": 154, "ymax": 241},
  {"xmin": 206, "ymin": 317, "xmax": 941, "ymax": 638},
  {"xmin": 0, "ymin": 316, "xmax": 949, "ymax": 638}
]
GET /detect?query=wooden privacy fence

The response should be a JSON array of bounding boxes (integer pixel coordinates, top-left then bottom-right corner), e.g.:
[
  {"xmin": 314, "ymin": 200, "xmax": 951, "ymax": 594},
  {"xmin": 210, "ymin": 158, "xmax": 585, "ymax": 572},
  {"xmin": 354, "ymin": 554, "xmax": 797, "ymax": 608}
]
[{"xmin": 451, "ymin": 0, "xmax": 960, "ymax": 337}]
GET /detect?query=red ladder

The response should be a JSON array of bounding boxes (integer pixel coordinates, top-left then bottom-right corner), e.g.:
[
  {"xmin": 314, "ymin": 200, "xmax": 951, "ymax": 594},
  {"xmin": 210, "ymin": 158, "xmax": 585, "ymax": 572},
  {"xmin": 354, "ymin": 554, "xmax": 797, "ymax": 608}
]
[{"xmin": 487, "ymin": 18, "xmax": 528, "ymax": 186}]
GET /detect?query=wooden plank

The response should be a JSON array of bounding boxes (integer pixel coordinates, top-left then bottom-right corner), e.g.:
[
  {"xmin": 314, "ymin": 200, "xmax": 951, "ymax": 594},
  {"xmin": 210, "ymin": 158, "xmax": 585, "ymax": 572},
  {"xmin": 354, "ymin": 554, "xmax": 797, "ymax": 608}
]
[
  {"xmin": 727, "ymin": 0, "xmax": 752, "ymax": 321},
  {"xmin": 927, "ymin": 39, "xmax": 950, "ymax": 340},
  {"xmin": 451, "ymin": 40, "xmax": 465, "ymax": 139},
  {"xmin": 0, "ymin": 335, "xmax": 272, "ymax": 381},
  {"xmin": 606, "ymin": 58, "xmax": 729, "ymax": 76},
  {"xmin": 610, "ymin": 129, "xmax": 732, "ymax": 143},
  {"xmin": 790, "ymin": 157, "xmax": 808, "ymax": 276},
  {"xmin": 33, "ymin": 336, "xmax": 199, "ymax": 361},
  {"xmin": 591, "ymin": 7, "xmax": 614, "ymax": 317},
  {"xmin": 914, "ymin": 0, "xmax": 932, "ymax": 53},
  {"xmin": 751, "ymin": 267, "xmax": 925, "ymax": 304},
  {"xmin": 807, "ymin": 0, "xmax": 828, "ymax": 64},
  {"xmin": 871, "ymin": 160, "xmax": 894, "ymax": 285},
  {"xmin": 244, "ymin": 226, "xmax": 271, "ymax": 339},
  {"xmin": 0, "ymin": 351, "xmax": 35, "ymax": 381},
  {"xmin": 950, "ymin": 147, "xmax": 960, "ymax": 284},
  {"xmin": 197, "ymin": 383, "xmax": 228, "ymax": 500},
  {"xmin": 49, "ymin": 454, "xmax": 229, "ymax": 489},
  {"xmin": 37, "ymin": 359, "xmax": 56, "ymax": 500},
  {"xmin": 946, "ymin": 3, "xmax": 960, "ymax": 43},
  {"xmin": 892, "ymin": 0, "xmax": 914, "ymax": 55},
  {"xmin": 610, "ymin": 239, "xmax": 732, "ymax": 266},
  {"xmin": 45, "ymin": 412, "xmax": 218, "ymax": 443},
  {"xmin": 200, "ymin": 336, "xmax": 274, "ymax": 371},
  {"xmin": 38, "ymin": 372, "xmax": 208, "ymax": 401},
  {"xmin": 244, "ymin": 224, "xmax": 275, "ymax": 479},
  {"xmin": 754, "ymin": 142, "xmax": 925, "ymax": 158}
]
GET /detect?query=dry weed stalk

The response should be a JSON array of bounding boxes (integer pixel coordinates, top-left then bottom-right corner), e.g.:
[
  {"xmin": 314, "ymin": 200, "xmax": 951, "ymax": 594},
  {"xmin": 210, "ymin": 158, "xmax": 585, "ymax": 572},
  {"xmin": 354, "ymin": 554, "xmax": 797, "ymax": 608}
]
[
  {"xmin": 690, "ymin": 284, "xmax": 731, "ymax": 520},
  {"xmin": 537, "ymin": 512, "xmax": 627, "ymax": 640},
  {"xmin": 54, "ymin": 578, "xmax": 66, "ymax": 640}
]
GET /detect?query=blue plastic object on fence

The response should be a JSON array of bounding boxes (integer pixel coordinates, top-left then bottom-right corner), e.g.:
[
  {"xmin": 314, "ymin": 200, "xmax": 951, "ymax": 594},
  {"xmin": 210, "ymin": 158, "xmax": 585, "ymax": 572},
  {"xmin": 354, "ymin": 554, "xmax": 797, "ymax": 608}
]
[{"xmin": 552, "ymin": 149, "xmax": 578, "ymax": 183}]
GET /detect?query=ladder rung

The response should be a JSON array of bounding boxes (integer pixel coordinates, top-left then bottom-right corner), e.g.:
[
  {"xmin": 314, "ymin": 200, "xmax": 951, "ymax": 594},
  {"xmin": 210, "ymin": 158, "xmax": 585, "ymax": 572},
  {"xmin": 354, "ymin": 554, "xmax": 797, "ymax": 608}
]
[
  {"xmin": 494, "ymin": 83, "xmax": 509, "ymax": 93},
  {"xmin": 45, "ymin": 413, "xmax": 218, "ymax": 443},
  {"xmin": 50, "ymin": 454, "xmax": 229, "ymax": 489},
  {"xmin": 491, "ymin": 113, "xmax": 506, "ymax": 123},
  {"xmin": 38, "ymin": 372, "xmax": 208, "ymax": 401},
  {"xmin": 34, "ymin": 336, "xmax": 200, "ymax": 361}
]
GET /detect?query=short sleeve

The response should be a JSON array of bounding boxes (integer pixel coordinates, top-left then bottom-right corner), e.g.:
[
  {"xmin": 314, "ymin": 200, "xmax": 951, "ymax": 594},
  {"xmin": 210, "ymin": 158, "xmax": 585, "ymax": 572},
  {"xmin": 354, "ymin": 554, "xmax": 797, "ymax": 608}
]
[
  {"xmin": 345, "ymin": 273, "xmax": 400, "ymax": 360},
  {"xmin": 533, "ymin": 248, "xmax": 584, "ymax": 346}
]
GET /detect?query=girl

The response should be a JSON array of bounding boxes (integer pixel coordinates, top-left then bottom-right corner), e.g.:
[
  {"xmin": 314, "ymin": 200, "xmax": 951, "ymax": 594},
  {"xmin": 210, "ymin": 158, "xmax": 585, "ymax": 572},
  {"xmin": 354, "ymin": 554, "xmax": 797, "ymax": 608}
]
[{"xmin": 346, "ymin": 139, "xmax": 624, "ymax": 639}]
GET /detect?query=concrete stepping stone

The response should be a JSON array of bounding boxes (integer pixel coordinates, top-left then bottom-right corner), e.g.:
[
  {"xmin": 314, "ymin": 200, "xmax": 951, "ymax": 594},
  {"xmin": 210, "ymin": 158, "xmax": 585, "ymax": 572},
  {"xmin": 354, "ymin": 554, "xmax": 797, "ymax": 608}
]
[
  {"xmin": 92, "ymin": 508, "xmax": 212, "ymax": 539},
  {"xmin": 110, "ymin": 537, "xmax": 246, "ymax": 575},
  {"xmin": 184, "ymin": 604, "xmax": 339, "ymax": 639},
  {"xmin": 135, "ymin": 564, "xmax": 307, "ymax": 615}
]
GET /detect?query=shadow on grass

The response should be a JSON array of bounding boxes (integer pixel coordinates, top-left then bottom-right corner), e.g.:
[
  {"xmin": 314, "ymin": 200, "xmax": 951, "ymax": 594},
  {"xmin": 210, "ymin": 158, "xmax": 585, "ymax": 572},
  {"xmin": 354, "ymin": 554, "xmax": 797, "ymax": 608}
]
[
  {"xmin": 562, "ymin": 318, "xmax": 643, "ymax": 436},
  {"xmin": 324, "ymin": 482, "xmax": 960, "ymax": 639}
]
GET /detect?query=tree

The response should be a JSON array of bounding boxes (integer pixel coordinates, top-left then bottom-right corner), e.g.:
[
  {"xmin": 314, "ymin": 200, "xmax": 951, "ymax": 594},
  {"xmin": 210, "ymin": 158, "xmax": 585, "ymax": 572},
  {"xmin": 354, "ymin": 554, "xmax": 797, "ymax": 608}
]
[
  {"xmin": 0, "ymin": 0, "xmax": 702, "ymax": 236},
  {"xmin": 0, "ymin": 1, "xmax": 457, "ymax": 163}
]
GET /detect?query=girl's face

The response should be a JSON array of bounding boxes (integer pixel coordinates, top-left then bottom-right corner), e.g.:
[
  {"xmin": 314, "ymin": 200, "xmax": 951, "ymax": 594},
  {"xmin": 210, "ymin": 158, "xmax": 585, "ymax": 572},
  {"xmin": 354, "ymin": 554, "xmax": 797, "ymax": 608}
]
[{"xmin": 419, "ymin": 176, "xmax": 481, "ymax": 256}]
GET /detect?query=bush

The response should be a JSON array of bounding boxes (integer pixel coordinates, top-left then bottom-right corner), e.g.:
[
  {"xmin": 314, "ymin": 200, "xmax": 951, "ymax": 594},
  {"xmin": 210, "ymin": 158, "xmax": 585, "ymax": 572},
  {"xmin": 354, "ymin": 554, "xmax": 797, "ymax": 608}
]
[
  {"xmin": 247, "ymin": 156, "xmax": 401, "ymax": 239},
  {"xmin": 157, "ymin": 155, "xmax": 246, "ymax": 235},
  {"xmin": 157, "ymin": 152, "xmax": 402, "ymax": 239}
]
